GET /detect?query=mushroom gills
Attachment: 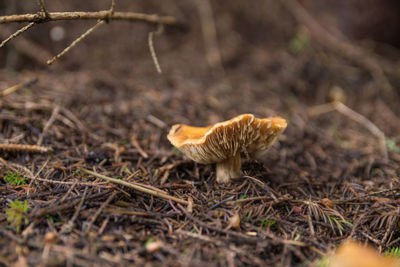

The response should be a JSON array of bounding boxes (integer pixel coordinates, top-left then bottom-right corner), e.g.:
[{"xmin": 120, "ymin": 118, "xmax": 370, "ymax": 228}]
[
  {"xmin": 216, "ymin": 153, "xmax": 241, "ymax": 184},
  {"xmin": 167, "ymin": 114, "xmax": 287, "ymax": 184}
]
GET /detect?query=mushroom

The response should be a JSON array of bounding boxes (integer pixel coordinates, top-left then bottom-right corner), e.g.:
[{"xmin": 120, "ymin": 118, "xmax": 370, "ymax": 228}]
[{"xmin": 167, "ymin": 114, "xmax": 287, "ymax": 184}]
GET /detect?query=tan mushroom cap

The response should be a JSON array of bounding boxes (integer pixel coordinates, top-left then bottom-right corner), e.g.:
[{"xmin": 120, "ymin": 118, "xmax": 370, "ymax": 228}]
[
  {"xmin": 167, "ymin": 114, "xmax": 287, "ymax": 183},
  {"xmin": 168, "ymin": 114, "xmax": 287, "ymax": 163}
]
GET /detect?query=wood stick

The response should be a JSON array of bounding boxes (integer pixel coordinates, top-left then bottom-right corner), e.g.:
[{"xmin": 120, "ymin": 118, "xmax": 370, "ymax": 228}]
[
  {"xmin": 80, "ymin": 168, "xmax": 194, "ymax": 206},
  {"xmin": 47, "ymin": 20, "xmax": 105, "ymax": 65},
  {"xmin": 0, "ymin": 11, "xmax": 177, "ymax": 25},
  {"xmin": 0, "ymin": 143, "xmax": 53, "ymax": 153},
  {"xmin": 1, "ymin": 78, "xmax": 38, "ymax": 97},
  {"xmin": 0, "ymin": 22, "xmax": 35, "ymax": 48},
  {"xmin": 309, "ymin": 101, "xmax": 388, "ymax": 160}
]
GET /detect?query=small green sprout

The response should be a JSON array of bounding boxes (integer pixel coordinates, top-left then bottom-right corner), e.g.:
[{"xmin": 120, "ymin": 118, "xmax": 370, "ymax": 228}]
[
  {"xmin": 172, "ymin": 147, "xmax": 181, "ymax": 155},
  {"xmin": 259, "ymin": 218, "xmax": 276, "ymax": 230},
  {"xmin": 46, "ymin": 214, "xmax": 56, "ymax": 225},
  {"xmin": 330, "ymin": 217, "xmax": 344, "ymax": 236},
  {"xmin": 314, "ymin": 255, "xmax": 332, "ymax": 267},
  {"xmin": 5, "ymin": 199, "xmax": 29, "ymax": 232},
  {"xmin": 288, "ymin": 27, "xmax": 310, "ymax": 54},
  {"xmin": 386, "ymin": 138, "xmax": 399, "ymax": 153},
  {"xmin": 4, "ymin": 171, "xmax": 27, "ymax": 186},
  {"xmin": 385, "ymin": 247, "xmax": 400, "ymax": 258},
  {"xmin": 121, "ymin": 140, "xmax": 129, "ymax": 145},
  {"xmin": 144, "ymin": 237, "xmax": 153, "ymax": 247},
  {"xmin": 245, "ymin": 210, "xmax": 253, "ymax": 221}
]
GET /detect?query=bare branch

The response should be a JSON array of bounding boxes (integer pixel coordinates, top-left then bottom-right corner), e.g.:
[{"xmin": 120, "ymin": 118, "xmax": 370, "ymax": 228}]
[
  {"xmin": 47, "ymin": 20, "xmax": 105, "ymax": 65},
  {"xmin": 37, "ymin": 105, "xmax": 60, "ymax": 145},
  {"xmin": 0, "ymin": 2, "xmax": 178, "ymax": 65},
  {"xmin": 148, "ymin": 24, "xmax": 164, "ymax": 74},
  {"xmin": 0, "ymin": 28, "xmax": 52, "ymax": 65},
  {"xmin": 309, "ymin": 101, "xmax": 388, "ymax": 161},
  {"xmin": 1, "ymin": 78, "xmax": 38, "ymax": 97},
  {"xmin": 0, "ymin": 11, "xmax": 177, "ymax": 25},
  {"xmin": 80, "ymin": 168, "xmax": 195, "ymax": 206},
  {"xmin": 0, "ymin": 22, "xmax": 35, "ymax": 48},
  {"xmin": 36, "ymin": 0, "xmax": 49, "ymax": 17},
  {"xmin": 0, "ymin": 143, "xmax": 53, "ymax": 153},
  {"xmin": 110, "ymin": 0, "xmax": 116, "ymax": 15}
]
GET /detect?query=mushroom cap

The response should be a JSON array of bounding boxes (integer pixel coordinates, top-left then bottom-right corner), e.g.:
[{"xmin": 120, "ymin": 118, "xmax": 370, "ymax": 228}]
[{"xmin": 167, "ymin": 114, "xmax": 287, "ymax": 164}]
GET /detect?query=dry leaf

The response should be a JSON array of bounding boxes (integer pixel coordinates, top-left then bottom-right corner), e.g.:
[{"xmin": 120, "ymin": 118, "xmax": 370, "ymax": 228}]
[
  {"xmin": 228, "ymin": 211, "xmax": 241, "ymax": 228},
  {"xmin": 321, "ymin": 198, "xmax": 334, "ymax": 209}
]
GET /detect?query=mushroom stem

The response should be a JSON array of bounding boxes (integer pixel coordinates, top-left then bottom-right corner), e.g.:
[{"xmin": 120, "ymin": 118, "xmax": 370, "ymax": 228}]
[{"xmin": 216, "ymin": 153, "xmax": 241, "ymax": 184}]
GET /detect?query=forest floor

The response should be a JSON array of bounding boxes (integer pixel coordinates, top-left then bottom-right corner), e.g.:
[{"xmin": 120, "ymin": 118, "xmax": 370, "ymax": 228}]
[{"xmin": 1, "ymin": 1, "xmax": 400, "ymax": 266}]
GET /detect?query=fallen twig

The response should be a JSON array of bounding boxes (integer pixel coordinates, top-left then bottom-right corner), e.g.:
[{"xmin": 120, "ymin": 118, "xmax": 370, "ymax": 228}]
[
  {"xmin": 85, "ymin": 191, "xmax": 117, "ymax": 233},
  {"xmin": 0, "ymin": 143, "xmax": 53, "ymax": 153},
  {"xmin": 178, "ymin": 204, "xmax": 307, "ymax": 247},
  {"xmin": 80, "ymin": 168, "xmax": 194, "ymax": 206},
  {"xmin": 130, "ymin": 134, "xmax": 148, "ymax": 158},
  {"xmin": 1, "ymin": 78, "xmax": 38, "ymax": 97},
  {"xmin": 0, "ymin": 157, "xmax": 110, "ymax": 187},
  {"xmin": 146, "ymin": 114, "xmax": 167, "ymax": 129},
  {"xmin": 60, "ymin": 187, "xmax": 88, "ymax": 234},
  {"xmin": 30, "ymin": 191, "xmax": 109, "ymax": 219},
  {"xmin": 308, "ymin": 101, "xmax": 388, "ymax": 160},
  {"xmin": 37, "ymin": 105, "xmax": 60, "ymax": 145}
]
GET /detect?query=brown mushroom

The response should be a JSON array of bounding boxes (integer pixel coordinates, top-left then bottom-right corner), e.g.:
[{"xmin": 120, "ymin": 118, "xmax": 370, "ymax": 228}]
[{"xmin": 167, "ymin": 114, "xmax": 287, "ymax": 184}]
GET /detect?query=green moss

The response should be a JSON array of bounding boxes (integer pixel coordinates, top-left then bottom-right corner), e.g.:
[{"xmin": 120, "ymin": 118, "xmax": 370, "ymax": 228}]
[{"xmin": 5, "ymin": 199, "xmax": 29, "ymax": 232}]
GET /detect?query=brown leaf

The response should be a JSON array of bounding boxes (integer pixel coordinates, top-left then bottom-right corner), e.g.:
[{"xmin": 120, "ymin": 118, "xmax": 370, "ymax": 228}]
[{"xmin": 228, "ymin": 211, "xmax": 241, "ymax": 229}]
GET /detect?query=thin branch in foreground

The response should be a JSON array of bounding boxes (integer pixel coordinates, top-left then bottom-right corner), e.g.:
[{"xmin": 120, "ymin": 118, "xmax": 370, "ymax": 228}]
[
  {"xmin": 47, "ymin": 19, "xmax": 105, "ymax": 65},
  {"xmin": 308, "ymin": 101, "xmax": 388, "ymax": 160},
  {"xmin": 0, "ymin": 27, "xmax": 52, "ymax": 65},
  {"xmin": 0, "ymin": 2, "xmax": 178, "ymax": 65},
  {"xmin": 0, "ymin": 11, "xmax": 177, "ymax": 25},
  {"xmin": 0, "ymin": 22, "xmax": 35, "ymax": 48},
  {"xmin": 80, "ymin": 168, "xmax": 194, "ymax": 206},
  {"xmin": 0, "ymin": 143, "xmax": 53, "ymax": 153}
]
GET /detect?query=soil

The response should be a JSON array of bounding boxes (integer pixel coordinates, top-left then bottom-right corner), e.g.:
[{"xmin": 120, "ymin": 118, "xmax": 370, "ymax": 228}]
[{"xmin": 1, "ymin": 1, "xmax": 400, "ymax": 266}]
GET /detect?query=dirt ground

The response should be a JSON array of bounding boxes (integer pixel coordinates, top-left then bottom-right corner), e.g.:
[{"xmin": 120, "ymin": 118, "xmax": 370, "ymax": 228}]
[{"xmin": 1, "ymin": 1, "xmax": 400, "ymax": 266}]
